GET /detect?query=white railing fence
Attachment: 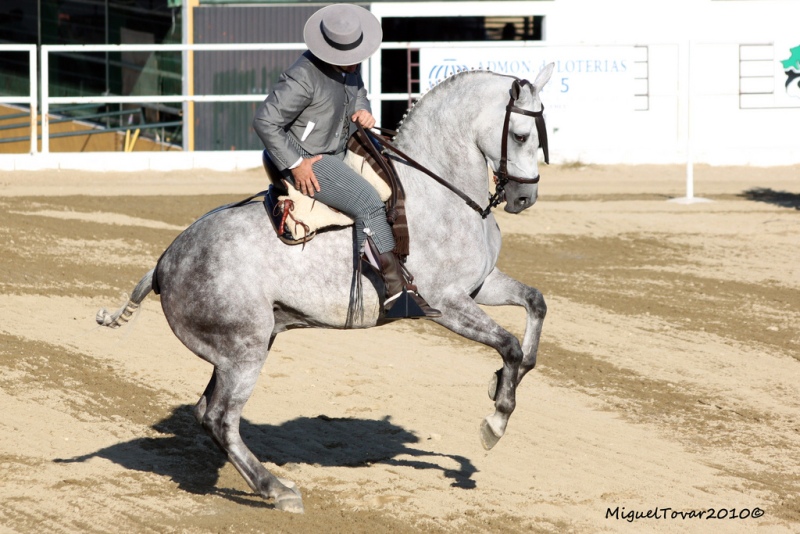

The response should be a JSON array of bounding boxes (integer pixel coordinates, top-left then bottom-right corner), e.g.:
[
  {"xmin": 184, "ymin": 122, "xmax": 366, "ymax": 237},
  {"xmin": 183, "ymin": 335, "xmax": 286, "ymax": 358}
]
[
  {"xmin": 39, "ymin": 42, "xmax": 309, "ymax": 154},
  {"xmin": 3, "ymin": 40, "xmax": 796, "ymax": 174},
  {"xmin": 12, "ymin": 40, "xmax": 603, "ymax": 154}
]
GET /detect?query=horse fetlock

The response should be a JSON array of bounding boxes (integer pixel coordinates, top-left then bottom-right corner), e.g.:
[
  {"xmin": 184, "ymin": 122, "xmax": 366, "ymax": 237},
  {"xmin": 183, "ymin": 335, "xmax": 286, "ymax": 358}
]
[
  {"xmin": 495, "ymin": 396, "xmax": 517, "ymax": 417},
  {"xmin": 491, "ymin": 369, "xmax": 518, "ymax": 413}
]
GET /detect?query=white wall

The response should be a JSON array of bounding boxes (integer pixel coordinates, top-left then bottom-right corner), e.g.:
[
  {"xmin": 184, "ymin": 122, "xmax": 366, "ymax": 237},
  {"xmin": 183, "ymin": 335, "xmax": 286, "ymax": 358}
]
[
  {"xmin": 373, "ymin": 0, "xmax": 800, "ymax": 166},
  {"xmin": 3, "ymin": 0, "xmax": 797, "ymax": 170}
]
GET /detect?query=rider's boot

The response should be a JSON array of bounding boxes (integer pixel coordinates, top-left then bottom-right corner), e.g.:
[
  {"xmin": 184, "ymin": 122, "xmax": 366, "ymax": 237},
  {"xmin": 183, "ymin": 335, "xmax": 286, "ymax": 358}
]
[
  {"xmin": 363, "ymin": 238, "xmax": 442, "ymax": 319},
  {"xmin": 377, "ymin": 250, "xmax": 442, "ymax": 319}
]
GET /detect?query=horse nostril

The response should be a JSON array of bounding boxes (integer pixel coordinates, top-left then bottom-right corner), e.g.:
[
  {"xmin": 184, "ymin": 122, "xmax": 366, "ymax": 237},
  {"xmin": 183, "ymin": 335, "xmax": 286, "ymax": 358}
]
[{"xmin": 517, "ymin": 197, "xmax": 530, "ymax": 206}]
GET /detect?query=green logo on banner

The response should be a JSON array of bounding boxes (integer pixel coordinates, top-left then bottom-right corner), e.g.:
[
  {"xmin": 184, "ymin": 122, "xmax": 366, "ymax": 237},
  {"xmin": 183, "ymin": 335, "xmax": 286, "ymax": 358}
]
[{"xmin": 781, "ymin": 45, "xmax": 800, "ymax": 98}]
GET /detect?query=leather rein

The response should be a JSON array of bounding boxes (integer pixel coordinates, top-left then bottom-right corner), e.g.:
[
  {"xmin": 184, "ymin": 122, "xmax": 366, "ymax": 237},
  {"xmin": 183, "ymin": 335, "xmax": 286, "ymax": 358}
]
[{"xmin": 365, "ymin": 78, "xmax": 548, "ymax": 219}]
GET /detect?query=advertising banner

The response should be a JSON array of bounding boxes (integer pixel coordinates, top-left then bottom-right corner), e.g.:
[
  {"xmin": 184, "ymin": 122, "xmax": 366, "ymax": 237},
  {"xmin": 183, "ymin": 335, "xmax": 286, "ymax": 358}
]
[{"xmin": 419, "ymin": 45, "xmax": 639, "ymax": 114}]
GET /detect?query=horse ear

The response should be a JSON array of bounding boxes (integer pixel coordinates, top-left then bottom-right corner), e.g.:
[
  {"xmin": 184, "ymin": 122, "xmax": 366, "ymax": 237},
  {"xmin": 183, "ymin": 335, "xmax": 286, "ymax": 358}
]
[
  {"xmin": 511, "ymin": 79, "xmax": 522, "ymax": 100},
  {"xmin": 533, "ymin": 62, "xmax": 555, "ymax": 93},
  {"xmin": 511, "ymin": 80, "xmax": 534, "ymax": 106}
]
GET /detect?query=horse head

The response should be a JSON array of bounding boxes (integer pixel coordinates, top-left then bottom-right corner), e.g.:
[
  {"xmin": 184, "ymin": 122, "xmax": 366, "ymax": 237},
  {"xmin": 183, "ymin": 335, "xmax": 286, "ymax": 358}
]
[{"xmin": 485, "ymin": 63, "xmax": 554, "ymax": 214}]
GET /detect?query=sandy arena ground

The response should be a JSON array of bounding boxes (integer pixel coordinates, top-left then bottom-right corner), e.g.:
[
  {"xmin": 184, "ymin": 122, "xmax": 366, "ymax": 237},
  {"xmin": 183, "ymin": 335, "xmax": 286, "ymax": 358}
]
[{"xmin": 0, "ymin": 163, "xmax": 798, "ymax": 533}]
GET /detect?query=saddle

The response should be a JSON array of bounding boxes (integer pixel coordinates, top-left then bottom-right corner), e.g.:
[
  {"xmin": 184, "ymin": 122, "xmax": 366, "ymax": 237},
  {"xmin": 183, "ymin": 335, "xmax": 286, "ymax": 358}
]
[{"xmin": 262, "ymin": 130, "xmax": 410, "ymax": 257}]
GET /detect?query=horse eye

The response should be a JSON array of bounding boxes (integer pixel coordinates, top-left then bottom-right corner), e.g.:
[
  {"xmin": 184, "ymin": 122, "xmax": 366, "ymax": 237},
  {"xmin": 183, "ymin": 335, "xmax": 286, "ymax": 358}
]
[{"xmin": 513, "ymin": 134, "xmax": 528, "ymax": 143}]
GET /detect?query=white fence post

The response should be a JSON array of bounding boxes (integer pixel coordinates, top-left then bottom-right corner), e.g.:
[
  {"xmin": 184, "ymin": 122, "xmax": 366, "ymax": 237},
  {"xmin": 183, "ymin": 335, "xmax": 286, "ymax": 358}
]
[
  {"xmin": 670, "ymin": 39, "xmax": 711, "ymax": 204},
  {"xmin": 28, "ymin": 47, "xmax": 37, "ymax": 154},
  {"xmin": 41, "ymin": 46, "xmax": 50, "ymax": 154}
]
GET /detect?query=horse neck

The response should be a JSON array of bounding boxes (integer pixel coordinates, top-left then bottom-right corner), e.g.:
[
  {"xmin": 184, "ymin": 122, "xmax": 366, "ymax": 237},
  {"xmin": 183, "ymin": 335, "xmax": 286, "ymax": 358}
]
[{"xmin": 393, "ymin": 73, "xmax": 502, "ymax": 201}]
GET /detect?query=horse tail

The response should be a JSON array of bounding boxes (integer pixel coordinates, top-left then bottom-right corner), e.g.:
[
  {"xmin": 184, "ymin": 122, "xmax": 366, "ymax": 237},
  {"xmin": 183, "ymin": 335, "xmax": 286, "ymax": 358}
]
[{"xmin": 96, "ymin": 268, "xmax": 154, "ymax": 329}]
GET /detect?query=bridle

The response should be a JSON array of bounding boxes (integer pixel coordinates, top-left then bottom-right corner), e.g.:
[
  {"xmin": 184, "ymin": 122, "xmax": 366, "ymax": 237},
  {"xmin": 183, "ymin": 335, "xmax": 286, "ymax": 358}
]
[
  {"xmin": 486, "ymin": 78, "xmax": 549, "ymax": 215},
  {"xmin": 368, "ymin": 76, "xmax": 549, "ymax": 219}
]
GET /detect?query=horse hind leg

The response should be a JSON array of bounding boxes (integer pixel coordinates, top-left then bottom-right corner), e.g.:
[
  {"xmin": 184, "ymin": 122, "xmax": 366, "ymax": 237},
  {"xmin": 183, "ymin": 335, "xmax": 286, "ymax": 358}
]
[
  {"xmin": 200, "ymin": 347, "xmax": 303, "ymax": 513},
  {"xmin": 194, "ymin": 336, "xmax": 275, "ymax": 424}
]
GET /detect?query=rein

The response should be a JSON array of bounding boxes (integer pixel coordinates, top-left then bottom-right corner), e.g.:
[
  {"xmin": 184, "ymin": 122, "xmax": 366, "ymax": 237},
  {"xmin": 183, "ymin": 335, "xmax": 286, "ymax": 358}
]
[
  {"xmin": 368, "ymin": 77, "xmax": 548, "ymax": 219},
  {"xmin": 359, "ymin": 123, "xmax": 486, "ymax": 216}
]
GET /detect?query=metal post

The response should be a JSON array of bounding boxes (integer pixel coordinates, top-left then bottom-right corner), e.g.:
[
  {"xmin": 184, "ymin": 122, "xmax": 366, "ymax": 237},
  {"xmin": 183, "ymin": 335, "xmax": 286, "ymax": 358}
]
[
  {"xmin": 41, "ymin": 46, "xmax": 49, "ymax": 154},
  {"xmin": 686, "ymin": 39, "xmax": 694, "ymax": 200},
  {"xmin": 105, "ymin": 0, "xmax": 110, "ymax": 129},
  {"xmin": 29, "ymin": 48, "xmax": 38, "ymax": 154},
  {"xmin": 37, "ymin": 0, "xmax": 42, "ymax": 152},
  {"xmin": 407, "ymin": 47, "xmax": 412, "ymax": 109},
  {"xmin": 669, "ymin": 39, "xmax": 710, "ymax": 205},
  {"xmin": 183, "ymin": 0, "xmax": 199, "ymax": 152}
]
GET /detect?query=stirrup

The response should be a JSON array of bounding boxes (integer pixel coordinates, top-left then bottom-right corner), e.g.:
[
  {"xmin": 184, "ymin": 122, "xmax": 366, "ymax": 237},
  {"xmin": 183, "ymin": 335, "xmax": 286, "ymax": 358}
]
[
  {"xmin": 385, "ymin": 289, "xmax": 426, "ymax": 319},
  {"xmin": 384, "ymin": 289, "xmax": 442, "ymax": 320}
]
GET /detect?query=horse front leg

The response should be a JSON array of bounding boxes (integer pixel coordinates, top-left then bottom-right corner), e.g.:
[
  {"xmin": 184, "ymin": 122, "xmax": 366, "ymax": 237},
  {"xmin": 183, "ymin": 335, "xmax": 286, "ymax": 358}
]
[
  {"xmin": 473, "ymin": 267, "xmax": 546, "ymax": 399},
  {"xmin": 433, "ymin": 293, "xmax": 525, "ymax": 450}
]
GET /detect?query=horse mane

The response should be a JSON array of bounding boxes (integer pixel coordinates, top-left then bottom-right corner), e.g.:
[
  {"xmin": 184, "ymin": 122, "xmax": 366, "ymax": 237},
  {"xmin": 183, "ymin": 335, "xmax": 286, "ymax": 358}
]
[{"xmin": 395, "ymin": 69, "xmax": 494, "ymax": 137}]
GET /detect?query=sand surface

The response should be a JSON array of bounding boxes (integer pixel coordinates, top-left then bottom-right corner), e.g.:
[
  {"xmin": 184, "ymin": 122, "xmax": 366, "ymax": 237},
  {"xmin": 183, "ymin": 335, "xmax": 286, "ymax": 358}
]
[{"xmin": 0, "ymin": 163, "xmax": 798, "ymax": 533}]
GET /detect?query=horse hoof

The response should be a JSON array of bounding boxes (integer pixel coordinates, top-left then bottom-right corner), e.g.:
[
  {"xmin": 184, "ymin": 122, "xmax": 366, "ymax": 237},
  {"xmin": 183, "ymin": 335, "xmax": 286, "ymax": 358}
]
[
  {"xmin": 273, "ymin": 478, "xmax": 304, "ymax": 513},
  {"xmin": 275, "ymin": 495, "xmax": 305, "ymax": 514},
  {"xmin": 480, "ymin": 418, "xmax": 502, "ymax": 450}
]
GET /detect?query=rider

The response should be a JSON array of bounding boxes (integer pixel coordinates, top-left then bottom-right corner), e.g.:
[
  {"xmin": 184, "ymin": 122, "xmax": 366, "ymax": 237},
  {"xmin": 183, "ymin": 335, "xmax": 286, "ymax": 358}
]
[{"xmin": 253, "ymin": 3, "xmax": 440, "ymax": 319}]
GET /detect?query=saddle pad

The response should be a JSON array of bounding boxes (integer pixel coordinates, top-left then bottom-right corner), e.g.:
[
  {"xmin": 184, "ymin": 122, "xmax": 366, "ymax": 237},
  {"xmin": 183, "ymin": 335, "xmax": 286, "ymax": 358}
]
[{"xmin": 278, "ymin": 150, "xmax": 392, "ymax": 241}]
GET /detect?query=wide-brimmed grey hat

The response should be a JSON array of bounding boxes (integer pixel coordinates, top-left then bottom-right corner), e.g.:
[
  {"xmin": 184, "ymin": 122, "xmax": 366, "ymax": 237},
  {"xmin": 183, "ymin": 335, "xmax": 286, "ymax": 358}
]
[{"xmin": 303, "ymin": 4, "xmax": 382, "ymax": 66}]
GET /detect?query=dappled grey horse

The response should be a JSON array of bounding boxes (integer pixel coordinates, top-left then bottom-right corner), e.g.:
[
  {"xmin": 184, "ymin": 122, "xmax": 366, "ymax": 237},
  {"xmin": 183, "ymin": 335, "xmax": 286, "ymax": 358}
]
[{"xmin": 97, "ymin": 64, "xmax": 554, "ymax": 513}]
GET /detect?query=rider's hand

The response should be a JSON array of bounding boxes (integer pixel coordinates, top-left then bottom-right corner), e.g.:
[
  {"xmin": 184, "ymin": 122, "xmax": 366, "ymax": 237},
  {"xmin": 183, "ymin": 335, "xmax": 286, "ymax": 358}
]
[
  {"xmin": 351, "ymin": 109, "xmax": 376, "ymax": 129},
  {"xmin": 291, "ymin": 155, "xmax": 322, "ymax": 197}
]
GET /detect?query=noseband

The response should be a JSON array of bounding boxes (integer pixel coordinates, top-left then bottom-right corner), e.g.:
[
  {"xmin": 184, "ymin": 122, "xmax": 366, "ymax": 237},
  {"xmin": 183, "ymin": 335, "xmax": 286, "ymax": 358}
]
[{"xmin": 486, "ymin": 78, "xmax": 549, "ymax": 215}]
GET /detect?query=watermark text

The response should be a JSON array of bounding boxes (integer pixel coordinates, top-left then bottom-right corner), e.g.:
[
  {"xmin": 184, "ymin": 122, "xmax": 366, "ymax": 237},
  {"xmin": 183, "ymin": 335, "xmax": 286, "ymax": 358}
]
[{"xmin": 606, "ymin": 506, "xmax": 764, "ymax": 523}]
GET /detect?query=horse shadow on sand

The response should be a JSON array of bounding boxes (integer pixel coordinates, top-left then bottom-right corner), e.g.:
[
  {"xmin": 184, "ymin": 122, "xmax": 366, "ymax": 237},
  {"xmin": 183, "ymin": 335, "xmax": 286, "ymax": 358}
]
[
  {"xmin": 54, "ymin": 405, "xmax": 477, "ymax": 506},
  {"xmin": 740, "ymin": 187, "xmax": 800, "ymax": 210}
]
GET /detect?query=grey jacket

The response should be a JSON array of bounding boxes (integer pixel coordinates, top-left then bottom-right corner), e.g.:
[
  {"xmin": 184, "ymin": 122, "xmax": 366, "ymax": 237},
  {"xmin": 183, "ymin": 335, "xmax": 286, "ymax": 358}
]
[{"xmin": 253, "ymin": 51, "xmax": 371, "ymax": 170}]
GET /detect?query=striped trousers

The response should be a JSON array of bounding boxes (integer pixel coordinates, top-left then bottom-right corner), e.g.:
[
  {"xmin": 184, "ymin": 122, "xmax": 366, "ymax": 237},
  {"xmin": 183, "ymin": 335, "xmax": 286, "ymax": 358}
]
[{"xmin": 283, "ymin": 145, "xmax": 396, "ymax": 255}]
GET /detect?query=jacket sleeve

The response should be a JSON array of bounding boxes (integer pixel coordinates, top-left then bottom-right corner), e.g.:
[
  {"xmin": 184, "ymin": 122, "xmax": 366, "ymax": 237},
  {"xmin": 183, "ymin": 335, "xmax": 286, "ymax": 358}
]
[
  {"xmin": 355, "ymin": 76, "xmax": 371, "ymax": 113},
  {"xmin": 252, "ymin": 70, "xmax": 312, "ymax": 170}
]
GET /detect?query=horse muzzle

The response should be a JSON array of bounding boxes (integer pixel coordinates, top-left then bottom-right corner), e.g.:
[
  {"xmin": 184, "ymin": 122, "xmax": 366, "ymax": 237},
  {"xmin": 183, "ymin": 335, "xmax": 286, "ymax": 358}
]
[{"xmin": 504, "ymin": 188, "xmax": 538, "ymax": 213}]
